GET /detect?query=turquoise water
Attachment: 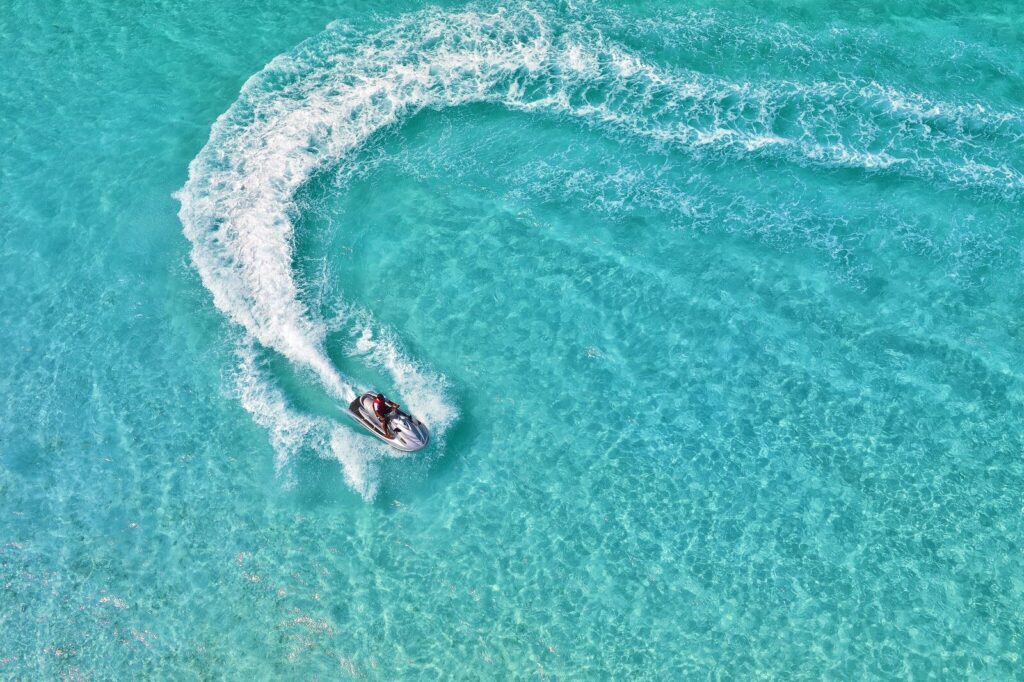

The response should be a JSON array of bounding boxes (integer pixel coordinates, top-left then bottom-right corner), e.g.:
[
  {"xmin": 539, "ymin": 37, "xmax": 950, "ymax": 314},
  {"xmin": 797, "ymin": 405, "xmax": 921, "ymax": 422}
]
[{"xmin": 3, "ymin": 0, "xmax": 1024, "ymax": 677}]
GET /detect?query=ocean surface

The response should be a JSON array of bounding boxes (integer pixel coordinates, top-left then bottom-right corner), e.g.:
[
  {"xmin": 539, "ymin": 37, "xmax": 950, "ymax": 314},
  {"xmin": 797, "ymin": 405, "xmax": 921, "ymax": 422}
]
[{"xmin": 3, "ymin": 0, "xmax": 1024, "ymax": 677}]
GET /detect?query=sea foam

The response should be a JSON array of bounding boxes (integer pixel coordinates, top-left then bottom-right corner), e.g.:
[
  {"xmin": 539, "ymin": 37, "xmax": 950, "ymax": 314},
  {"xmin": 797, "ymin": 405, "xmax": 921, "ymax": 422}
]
[{"xmin": 177, "ymin": 4, "xmax": 1023, "ymax": 497}]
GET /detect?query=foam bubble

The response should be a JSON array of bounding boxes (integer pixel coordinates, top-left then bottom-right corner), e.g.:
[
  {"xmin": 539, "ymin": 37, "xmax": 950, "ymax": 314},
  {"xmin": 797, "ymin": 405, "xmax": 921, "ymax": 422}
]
[
  {"xmin": 232, "ymin": 343, "xmax": 327, "ymax": 482},
  {"xmin": 327, "ymin": 426, "xmax": 383, "ymax": 501}
]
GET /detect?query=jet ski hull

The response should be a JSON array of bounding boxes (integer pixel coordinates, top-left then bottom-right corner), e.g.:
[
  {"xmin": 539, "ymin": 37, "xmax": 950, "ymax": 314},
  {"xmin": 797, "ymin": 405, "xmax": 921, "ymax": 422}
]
[{"xmin": 347, "ymin": 393, "xmax": 430, "ymax": 452}]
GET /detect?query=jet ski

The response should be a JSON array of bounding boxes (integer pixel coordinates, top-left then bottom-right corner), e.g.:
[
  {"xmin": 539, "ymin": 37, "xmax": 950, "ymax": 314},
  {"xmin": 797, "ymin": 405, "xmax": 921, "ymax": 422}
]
[{"xmin": 347, "ymin": 392, "xmax": 430, "ymax": 452}]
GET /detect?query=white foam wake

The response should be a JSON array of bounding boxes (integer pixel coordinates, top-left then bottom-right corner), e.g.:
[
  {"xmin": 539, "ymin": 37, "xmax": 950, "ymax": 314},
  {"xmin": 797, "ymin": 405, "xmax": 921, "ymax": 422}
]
[{"xmin": 176, "ymin": 4, "xmax": 1023, "ymax": 497}]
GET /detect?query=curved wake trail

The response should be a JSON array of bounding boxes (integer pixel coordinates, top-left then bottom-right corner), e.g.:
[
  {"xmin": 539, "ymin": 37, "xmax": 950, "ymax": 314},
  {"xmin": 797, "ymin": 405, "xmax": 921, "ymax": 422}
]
[{"xmin": 176, "ymin": 4, "xmax": 1024, "ymax": 498}]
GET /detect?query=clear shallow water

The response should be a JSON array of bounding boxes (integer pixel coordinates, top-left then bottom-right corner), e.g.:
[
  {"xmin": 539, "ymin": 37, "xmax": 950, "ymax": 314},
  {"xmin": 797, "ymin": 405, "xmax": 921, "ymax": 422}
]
[{"xmin": 2, "ymin": 0, "xmax": 1024, "ymax": 677}]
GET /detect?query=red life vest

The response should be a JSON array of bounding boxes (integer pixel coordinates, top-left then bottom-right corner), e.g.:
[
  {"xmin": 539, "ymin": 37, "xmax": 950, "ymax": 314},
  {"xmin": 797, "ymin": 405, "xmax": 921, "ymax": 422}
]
[{"xmin": 373, "ymin": 394, "xmax": 388, "ymax": 417}]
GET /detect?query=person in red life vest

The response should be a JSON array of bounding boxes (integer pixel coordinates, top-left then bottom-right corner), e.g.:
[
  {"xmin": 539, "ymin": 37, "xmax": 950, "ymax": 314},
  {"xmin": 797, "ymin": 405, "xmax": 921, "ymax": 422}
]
[{"xmin": 372, "ymin": 392, "xmax": 399, "ymax": 439}]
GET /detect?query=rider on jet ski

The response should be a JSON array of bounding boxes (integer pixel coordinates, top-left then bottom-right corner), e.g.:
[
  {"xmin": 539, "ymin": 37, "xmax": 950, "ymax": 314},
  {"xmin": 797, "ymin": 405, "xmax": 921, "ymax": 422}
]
[{"xmin": 372, "ymin": 393, "xmax": 399, "ymax": 439}]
